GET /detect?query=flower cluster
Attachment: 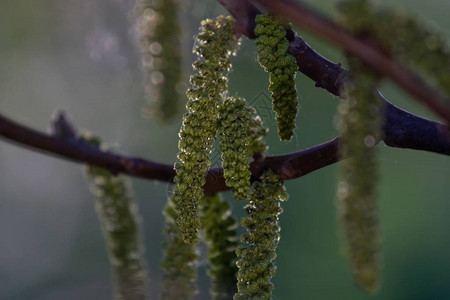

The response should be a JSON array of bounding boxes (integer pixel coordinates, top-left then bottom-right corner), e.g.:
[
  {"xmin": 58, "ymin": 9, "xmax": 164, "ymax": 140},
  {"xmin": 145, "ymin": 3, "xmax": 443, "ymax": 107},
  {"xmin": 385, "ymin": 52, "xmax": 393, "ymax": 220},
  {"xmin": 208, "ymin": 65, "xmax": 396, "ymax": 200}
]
[
  {"xmin": 255, "ymin": 14, "xmax": 299, "ymax": 142},
  {"xmin": 174, "ymin": 16, "xmax": 239, "ymax": 243},
  {"xmin": 81, "ymin": 133, "xmax": 147, "ymax": 300},
  {"xmin": 160, "ymin": 197, "xmax": 199, "ymax": 300},
  {"xmin": 219, "ymin": 97, "xmax": 252, "ymax": 200},
  {"xmin": 234, "ymin": 170, "xmax": 288, "ymax": 300},
  {"xmin": 135, "ymin": 0, "xmax": 182, "ymax": 121},
  {"xmin": 201, "ymin": 194, "xmax": 239, "ymax": 300}
]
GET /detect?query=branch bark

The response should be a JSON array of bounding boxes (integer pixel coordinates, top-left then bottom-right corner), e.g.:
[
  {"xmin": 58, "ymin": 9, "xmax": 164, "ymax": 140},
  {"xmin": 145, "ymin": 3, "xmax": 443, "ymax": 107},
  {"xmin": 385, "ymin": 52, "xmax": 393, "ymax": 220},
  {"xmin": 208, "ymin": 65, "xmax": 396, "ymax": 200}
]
[
  {"xmin": 0, "ymin": 112, "xmax": 337, "ymax": 194},
  {"xmin": 1, "ymin": 104, "xmax": 448, "ymax": 193}
]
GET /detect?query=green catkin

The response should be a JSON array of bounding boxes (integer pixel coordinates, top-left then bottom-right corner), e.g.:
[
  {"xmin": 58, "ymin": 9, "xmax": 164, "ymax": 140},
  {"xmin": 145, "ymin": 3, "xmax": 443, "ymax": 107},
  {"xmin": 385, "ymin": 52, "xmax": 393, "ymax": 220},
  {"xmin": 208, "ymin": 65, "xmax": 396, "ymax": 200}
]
[
  {"xmin": 255, "ymin": 14, "xmax": 299, "ymax": 142},
  {"xmin": 201, "ymin": 194, "xmax": 239, "ymax": 300},
  {"xmin": 234, "ymin": 170, "xmax": 288, "ymax": 300},
  {"xmin": 337, "ymin": 0, "xmax": 450, "ymax": 99},
  {"xmin": 135, "ymin": 0, "xmax": 182, "ymax": 121},
  {"xmin": 334, "ymin": 1, "xmax": 450, "ymax": 291},
  {"xmin": 219, "ymin": 97, "xmax": 252, "ymax": 200},
  {"xmin": 335, "ymin": 56, "xmax": 383, "ymax": 292},
  {"xmin": 174, "ymin": 16, "xmax": 239, "ymax": 243},
  {"xmin": 160, "ymin": 196, "xmax": 199, "ymax": 300},
  {"xmin": 82, "ymin": 133, "xmax": 148, "ymax": 300}
]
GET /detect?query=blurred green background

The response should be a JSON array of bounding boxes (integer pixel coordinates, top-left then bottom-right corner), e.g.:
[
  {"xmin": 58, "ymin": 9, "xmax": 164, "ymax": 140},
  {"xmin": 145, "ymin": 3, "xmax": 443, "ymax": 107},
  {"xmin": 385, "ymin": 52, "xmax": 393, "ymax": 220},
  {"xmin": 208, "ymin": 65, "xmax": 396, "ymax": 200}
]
[{"xmin": 1, "ymin": 0, "xmax": 449, "ymax": 299}]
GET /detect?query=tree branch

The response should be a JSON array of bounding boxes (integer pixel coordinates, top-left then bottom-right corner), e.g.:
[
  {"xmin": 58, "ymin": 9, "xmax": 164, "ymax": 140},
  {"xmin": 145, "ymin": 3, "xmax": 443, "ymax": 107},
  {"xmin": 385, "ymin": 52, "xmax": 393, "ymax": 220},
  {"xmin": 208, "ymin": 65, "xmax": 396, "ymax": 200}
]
[
  {"xmin": 1, "ymin": 104, "xmax": 448, "ymax": 194},
  {"xmin": 240, "ymin": 0, "xmax": 450, "ymax": 124},
  {"xmin": 0, "ymin": 112, "xmax": 336, "ymax": 193}
]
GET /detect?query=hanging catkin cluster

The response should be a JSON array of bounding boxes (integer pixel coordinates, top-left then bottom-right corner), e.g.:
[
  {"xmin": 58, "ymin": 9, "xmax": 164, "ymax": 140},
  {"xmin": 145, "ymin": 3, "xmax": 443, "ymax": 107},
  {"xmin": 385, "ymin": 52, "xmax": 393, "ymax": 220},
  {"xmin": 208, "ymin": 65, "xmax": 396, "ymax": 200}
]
[
  {"xmin": 234, "ymin": 169, "xmax": 288, "ymax": 300},
  {"xmin": 174, "ymin": 16, "xmax": 239, "ymax": 243},
  {"xmin": 255, "ymin": 14, "xmax": 299, "ymax": 142},
  {"xmin": 135, "ymin": 0, "xmax": 182, "ymax": 121},
  {"xmin": 201, "ymin": 194, "xmax": 239, "ymax": 300},
  {"xmin": 335, "ymin": 55, "xmax": 383, "ymax": 291},
  {"xmin": 337, "ymin": 0, "xmax": 450, "ymax": 98},
  {"xmin": 82, "ymin": 133, "xmax": 148, "ymax": 300},
  {"xmin": 219, "ymin": 97, "xmax": 252, "ymax": 200},
  {"xmin": 160, "ymin": 196, "xmax": 199, "ymax": 300}
]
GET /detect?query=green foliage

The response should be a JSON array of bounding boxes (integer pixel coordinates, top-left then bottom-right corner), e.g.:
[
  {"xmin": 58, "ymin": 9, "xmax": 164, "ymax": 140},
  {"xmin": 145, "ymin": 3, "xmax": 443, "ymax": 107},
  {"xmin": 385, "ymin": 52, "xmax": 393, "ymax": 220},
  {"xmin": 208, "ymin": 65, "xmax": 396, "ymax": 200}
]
[
  {"xmin": 82, "ymin": 133, "xmax": 148, "ymax": 300},
  {"xmin": 173, "ymin": 16, "xmax": 239, "ymax": 243},
  {"xmin": 234, "ymin": 170, "xmax": 288, "ymax": 300},
  {"xmin": 160, "ymin": 196, "xmax": 199, "ymax": 300},
  {"xmin": 219, "ymin": 97, "xmax": 252, "ymax": 200},
  {"xmin": 201, "ymin": 194, "xmax": 239, "ymax": 300},
  {"xmin": 337, "ymin": 0, "xmax": 450, "ymax": 98},
  {"xmin": 135, "ymin": 0, "xmax": 182, "ymax": 121},
  {"xmin": 255, "ymin": 14, "xmax": 299, "ymax": 141},
  {"xmin": 335, "ymin": 54, "xmax": 383, "ymax": 292}
]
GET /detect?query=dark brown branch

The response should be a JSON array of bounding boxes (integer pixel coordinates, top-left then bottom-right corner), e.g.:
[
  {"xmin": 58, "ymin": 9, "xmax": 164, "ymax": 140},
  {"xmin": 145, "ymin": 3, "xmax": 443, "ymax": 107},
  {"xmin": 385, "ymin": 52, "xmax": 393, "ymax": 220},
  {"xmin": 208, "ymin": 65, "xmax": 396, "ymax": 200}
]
[
  {"xmin": 0, "ymin": 113, "xmax": 175, "ymax": 182},
  {"xmin": 257, "ymin": 0, "xmax": 450, "ymax": 124},
  {"xmin": 0, "ymin": 112, "xmax": 337, "ymax": 194},
  {"xmin": 1, "ymin": 105, "xmax": 449, "ymax": 194}
]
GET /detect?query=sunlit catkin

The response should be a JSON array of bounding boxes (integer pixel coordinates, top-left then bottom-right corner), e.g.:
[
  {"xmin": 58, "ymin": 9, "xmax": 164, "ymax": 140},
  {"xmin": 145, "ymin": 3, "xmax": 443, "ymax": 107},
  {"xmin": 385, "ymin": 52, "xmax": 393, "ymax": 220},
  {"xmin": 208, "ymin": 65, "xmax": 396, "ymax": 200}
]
[
  {"xmin": 335, "ymin": 57, "xmax": 383, "ymax": 293},
  {"xmin": 160, "ymin": 196, "xmax": 199, "ymax": 300},
  {"xmin": 174, "ymin": 16, "xmax": 239, "ymax": 243},
  {"xmin": 135, "ymin": 0, "xmax": 182, "ymax": 121},
  {"xmin": 255, "ymin": 14, "xmax": 299, "ymax": 141},
  {"xmin": 82, "ymin": 133, "xmax": 148, "ymax": 300},
  {"xmin": 219, "ymin": 97, "xmax": 252, "ymax": 200},
  {"xmin": 201, "ymin": 194, "xmax": 239, "ymax": 300},
  {"xmin": 234, "ymin": 170, "xmax": 288, "ymax": 300}
]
